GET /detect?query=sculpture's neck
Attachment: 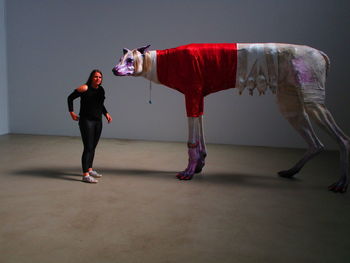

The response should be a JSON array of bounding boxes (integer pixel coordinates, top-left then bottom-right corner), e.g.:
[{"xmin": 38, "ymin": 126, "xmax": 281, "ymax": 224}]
[{"xmin": 139, "ymin": 50, "xmax": 159, "ymax": 83}]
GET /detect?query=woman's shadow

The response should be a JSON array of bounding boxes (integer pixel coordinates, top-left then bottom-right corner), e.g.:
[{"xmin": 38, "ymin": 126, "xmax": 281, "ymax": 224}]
[
  {"xmin": 12, "ymin": 168, "xmax": 82, "ymax": 182},
  {"xmin": 11, "ymin": 167, "xmax": 177, "ymax": 182}
]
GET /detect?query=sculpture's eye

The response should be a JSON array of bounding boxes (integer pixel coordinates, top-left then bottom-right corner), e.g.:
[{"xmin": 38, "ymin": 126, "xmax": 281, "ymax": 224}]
[{"xmin": 126, "ymin": 58, "xmax": 133, "ymax": 64}]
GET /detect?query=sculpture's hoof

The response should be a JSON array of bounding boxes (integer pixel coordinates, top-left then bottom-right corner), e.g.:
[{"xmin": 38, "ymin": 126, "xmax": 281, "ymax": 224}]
[
  {"xmin": 328, "ymin": 182, "xmax": 348, "ymax": 193},
  {"xmin": 176, "ymin": 172, "xmax": 194, "ymax": 180},
  {"xmin": 195, "ymin": 152, "xmax": 207, "ymax": 173},
  {"xmin": 195, "ymin": 160, "xmax": 205, "ymax": 174},
  {"xmin": 278, "ymin": 168, "xmax": 299, "ymax": 178}
]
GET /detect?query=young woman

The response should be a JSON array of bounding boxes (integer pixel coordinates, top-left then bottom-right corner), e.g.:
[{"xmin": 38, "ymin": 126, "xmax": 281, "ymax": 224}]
[{"xmin": 67, "ymin": 69, "xmax": 112, "ymax": 183}]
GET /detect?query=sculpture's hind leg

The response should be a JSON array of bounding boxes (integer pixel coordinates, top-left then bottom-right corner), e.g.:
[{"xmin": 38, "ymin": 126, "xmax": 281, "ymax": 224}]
[
  {"xmin": 277, "ymin": 111, "xmax": 324, "ymax": 177},
  {"xmin": 276, "ymin": 86, "xmax": 324, "ymax": 178},
  {"xmin": 306, "ymin": 103, "xmax": 350, "ymax": 193}
]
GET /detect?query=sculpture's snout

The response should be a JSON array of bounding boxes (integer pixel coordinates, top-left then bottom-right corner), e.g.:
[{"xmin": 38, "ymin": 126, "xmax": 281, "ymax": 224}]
[
  {"xmin": 112, "ymin": 65, "xmax": 133, "ymax": 76},
  {"xmin": 112, "ymin": 67, "xmax": 120, "ymax": 76}
]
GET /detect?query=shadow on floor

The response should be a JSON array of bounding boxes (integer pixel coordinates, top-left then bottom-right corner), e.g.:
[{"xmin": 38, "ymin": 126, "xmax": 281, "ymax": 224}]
[
  {"xmin": 11, "ymin": 168, "xmax": 82, "ymax": 182},
  {"xmin": 197, "ymin": 171, "xmax": 303, "ymax": 189},
  {"xmin": 100, "ymin": 167, "xmax": 303, "ymax": 190},
  {"xmin": 10, "ymin": 167, "xmax": 177, "ymax": 182},
  {"xmin": 10, "ymin": 166, "xmax": 304, "ymax": 190}
]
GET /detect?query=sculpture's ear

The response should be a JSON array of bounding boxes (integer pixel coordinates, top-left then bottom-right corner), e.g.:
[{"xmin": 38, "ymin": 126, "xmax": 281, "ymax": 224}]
[
  {"xmin": 137, "ymin": 45, "xmax": 151, "ymax": 55},
  {"xmin": 123, "ymin": 48, "xmax": 130, "ymax": 55}
]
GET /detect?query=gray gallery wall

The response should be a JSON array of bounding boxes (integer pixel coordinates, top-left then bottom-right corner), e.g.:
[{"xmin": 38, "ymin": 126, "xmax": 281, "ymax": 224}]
[
  {"xmin": 0, "ymin": 0, "xmax": 8, "ymax": 135},
  {"xmin": 5, "ymin": 0, "xmax": 350, "ymax": 149}
]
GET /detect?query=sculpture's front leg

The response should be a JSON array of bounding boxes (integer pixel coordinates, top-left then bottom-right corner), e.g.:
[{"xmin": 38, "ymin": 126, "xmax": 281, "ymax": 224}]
[
  {"xmin": 177, "ymin": 117, "xmax": 200, "ymax": 180},
  {"xmin": 195, "ymin": 116, "xmax": 207, "ymax": 173}
]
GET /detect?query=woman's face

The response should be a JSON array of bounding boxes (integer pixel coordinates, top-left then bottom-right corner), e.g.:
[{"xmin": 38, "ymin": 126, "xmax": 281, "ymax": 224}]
[{"xmin": 91, "ymin": 72, "xmax": 102, "ymax": 87}]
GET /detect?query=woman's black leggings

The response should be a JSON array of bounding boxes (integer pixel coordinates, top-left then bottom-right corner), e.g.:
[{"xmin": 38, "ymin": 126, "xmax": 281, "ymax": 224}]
[{"xmin": 79, "ymin": 118, "xmax": 102, "ymax": 173}]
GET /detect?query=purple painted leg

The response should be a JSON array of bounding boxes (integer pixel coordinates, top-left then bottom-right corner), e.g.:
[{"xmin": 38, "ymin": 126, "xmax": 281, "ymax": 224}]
[
  {"xmin": 194, "ymin": 140, "xmax": 207, "ymax": 174},
  {"xmin": 195, "ymin": 151, "xmax": 207, "ymax": 174},
  {"xmin": 177, "ymin": 145, "xmax": 200, "ymax": 180}
]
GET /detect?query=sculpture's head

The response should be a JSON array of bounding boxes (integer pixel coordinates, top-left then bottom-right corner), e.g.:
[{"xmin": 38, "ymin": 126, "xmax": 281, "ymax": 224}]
[{"xmin": 112, "ymin": 45, "xmax": 151, "ymax": 76}]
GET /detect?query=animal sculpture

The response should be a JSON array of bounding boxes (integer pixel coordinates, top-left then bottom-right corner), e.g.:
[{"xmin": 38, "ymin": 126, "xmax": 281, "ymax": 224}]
[{"xmin": 112, "ymin": 43, "xmax": 349, "ymax": 193}]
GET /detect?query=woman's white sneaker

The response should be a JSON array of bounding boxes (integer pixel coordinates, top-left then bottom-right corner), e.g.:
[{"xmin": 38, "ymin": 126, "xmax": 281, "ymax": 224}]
[
  {"xmin": 89, "ymin": 170, "xmax": 102, "ymax": 178},
  {"xmin": 82, "ymin": 175, "xmax": 98, "ymax": 183}
]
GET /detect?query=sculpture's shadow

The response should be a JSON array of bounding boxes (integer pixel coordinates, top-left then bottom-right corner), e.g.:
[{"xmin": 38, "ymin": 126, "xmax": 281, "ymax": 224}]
[{"xmin": 11, "ymin": 166, "xmax": 302, "ymax": 190}]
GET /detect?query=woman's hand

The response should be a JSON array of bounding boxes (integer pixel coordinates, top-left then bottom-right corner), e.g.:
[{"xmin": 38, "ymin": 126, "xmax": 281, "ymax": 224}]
[
  {"xmin": 70, "ymin": 111, "xmax": 79, "ymax": 121},
  {"xmin": 105, "ymin": 113, "xmax": 113, "ymax": 123}
]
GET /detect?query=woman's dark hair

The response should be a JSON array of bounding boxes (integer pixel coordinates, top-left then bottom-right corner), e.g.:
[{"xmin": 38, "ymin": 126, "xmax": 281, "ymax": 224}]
[{"xmin": 85, "ymin": 69, "xmax": 103, "ymax": 86}]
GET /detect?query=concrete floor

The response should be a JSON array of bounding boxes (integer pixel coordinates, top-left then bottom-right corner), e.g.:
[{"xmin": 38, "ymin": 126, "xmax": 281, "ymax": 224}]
[{"xmin": 0, "ymin": 134, "xmax": 349, "ymax": 263}]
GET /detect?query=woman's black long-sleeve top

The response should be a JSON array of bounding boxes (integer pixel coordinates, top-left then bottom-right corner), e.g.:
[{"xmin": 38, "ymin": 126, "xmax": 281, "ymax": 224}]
[{"xmin": 67, "ymin": 85, "xmax": 108, "ymax": 121}]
